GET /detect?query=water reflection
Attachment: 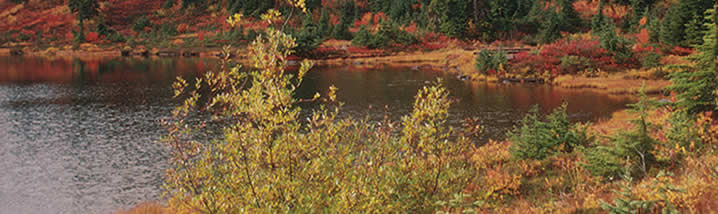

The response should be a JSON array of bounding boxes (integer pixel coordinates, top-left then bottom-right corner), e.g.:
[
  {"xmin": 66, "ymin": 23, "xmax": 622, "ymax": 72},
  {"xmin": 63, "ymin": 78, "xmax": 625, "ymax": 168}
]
[{"xmin": 0, "ymin": 56, "xmax": 634, "ymax": 213}]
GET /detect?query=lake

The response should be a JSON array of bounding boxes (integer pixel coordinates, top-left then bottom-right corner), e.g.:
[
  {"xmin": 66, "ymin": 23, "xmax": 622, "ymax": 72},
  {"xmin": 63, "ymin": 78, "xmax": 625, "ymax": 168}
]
[{"xmin": 0, "ymin": 56, "xmax": 634, "ymax": 213}]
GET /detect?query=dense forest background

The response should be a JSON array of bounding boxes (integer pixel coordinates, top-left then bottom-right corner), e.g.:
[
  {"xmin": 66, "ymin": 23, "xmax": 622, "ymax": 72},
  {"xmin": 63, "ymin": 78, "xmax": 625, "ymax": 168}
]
[{"xmin": 1, "ymin": 0, "xmax": 716, "ymax": 51}]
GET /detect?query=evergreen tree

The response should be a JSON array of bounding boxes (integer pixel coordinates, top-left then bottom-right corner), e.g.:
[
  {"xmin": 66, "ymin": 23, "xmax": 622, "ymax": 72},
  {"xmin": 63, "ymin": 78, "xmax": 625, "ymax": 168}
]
[
  {"xmin": 68, "ymin": 0, "xmax": 98, "ymax": 42},
  {"xmin": 669, "ymin": 4, "xmax": 718, "ymax": 114},
  {"xmin": 684, "ymin": 14, "xmax": 707, "ymax": 46},
  {"xmin": 538, "ymin": 11, "xmax": 562, "ymax": 43},
  {"xmin": 557, "ymin": 0, "xmax": 581, "ymax": 32},
  {"xmin": 317, "ymin": 8, "xmax": 331, "ymax": 37},
  {"xmin": 332, "ymin": 1, "xmax": 356, "ymax": 40},
  {"xmin": 660, "ymin": 0, "xmax": 714, "ymax": 46},
  {"xmin": 591, "ymin": 0, "xmax": 608, "ymax": 32},
  {"xmin": 597, "ymin": 20, "xmax": 634, "ymax": 64}
]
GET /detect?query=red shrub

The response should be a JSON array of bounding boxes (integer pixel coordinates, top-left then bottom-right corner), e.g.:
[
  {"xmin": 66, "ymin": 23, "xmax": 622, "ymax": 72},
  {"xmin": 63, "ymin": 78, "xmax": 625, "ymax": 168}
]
[
  {"xmin": 177, "ymin": 23, "xmax": 188, "ymax": 34},
  {"xmin": 85, "ymin": 32, "xmax": 100, "ymax": 43},
  {"xmin": 197, "ymin": 31, "xmax": 205, "ymax": 41},
  {"xmin": 404, "ymin": 22, "xmax": 417, "ymax": 34},
  {"xmin": 373, "ymin": 12, "xmax": 387, "ymax": 25},
  {"xmin": 669, "ymin": 46, "xmax": 693, "ymax": 56},
  {"xmin": 509, "ymin": 38, "xmax": 618, "ymax": 77},
  {"xmin": 354, "ymin": 12, "xmax": 373, "ymax": 28}
]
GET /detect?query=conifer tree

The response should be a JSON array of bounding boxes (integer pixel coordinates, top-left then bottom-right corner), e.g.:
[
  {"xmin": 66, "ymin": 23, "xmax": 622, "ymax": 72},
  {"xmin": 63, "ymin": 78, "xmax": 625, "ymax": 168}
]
[
  {"xmin": 68, "ymin": 0, "xmax": 98, "ymax": 42},
  {"xmin": 669, "ymin": 4, "xmax": 718, "ymax": 114}
]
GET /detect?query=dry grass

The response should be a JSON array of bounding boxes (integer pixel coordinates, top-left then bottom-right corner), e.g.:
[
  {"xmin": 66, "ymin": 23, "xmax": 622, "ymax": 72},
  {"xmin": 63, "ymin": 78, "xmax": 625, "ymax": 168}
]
[
  {"xmin": 113, "ymin": 202, "xmax": 176, "ymax": 214},
  {"xmin": 318, "ymin": 46, "xmax": 477, "ymax": 75},
  {"xmin": 590, "ymin": 109, "xmax": 636, "ymax": 137},
  {"xmin": 553, "ymin": 73, "xmax": 671, "ymax": 95}
]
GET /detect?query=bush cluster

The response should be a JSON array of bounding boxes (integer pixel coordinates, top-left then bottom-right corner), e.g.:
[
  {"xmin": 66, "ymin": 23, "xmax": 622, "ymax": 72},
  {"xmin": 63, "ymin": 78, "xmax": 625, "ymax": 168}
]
[
  {"xmin": 474, "ymin": 49, "xmax": 507, "ymax": 75},
  {"xmin": 352, "ymin": 21, "xmax": 417, "ymax": 49},
  {"xmin": 508, "ymin": 104, "xmax": 591, "ymax": 160}
]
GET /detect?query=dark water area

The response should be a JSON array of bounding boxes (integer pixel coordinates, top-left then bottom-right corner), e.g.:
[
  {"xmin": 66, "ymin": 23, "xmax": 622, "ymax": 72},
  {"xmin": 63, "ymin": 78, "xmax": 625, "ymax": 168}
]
[{"xmin": 0, "ymin": 56, "xmax": 634, "ymax": 213}]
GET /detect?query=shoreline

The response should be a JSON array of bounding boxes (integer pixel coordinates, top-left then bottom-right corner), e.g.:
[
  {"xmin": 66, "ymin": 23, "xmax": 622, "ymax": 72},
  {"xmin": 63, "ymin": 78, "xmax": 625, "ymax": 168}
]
[{"xmin": 0, "ymin": 45, "xmax": 671, "ymax": 96}]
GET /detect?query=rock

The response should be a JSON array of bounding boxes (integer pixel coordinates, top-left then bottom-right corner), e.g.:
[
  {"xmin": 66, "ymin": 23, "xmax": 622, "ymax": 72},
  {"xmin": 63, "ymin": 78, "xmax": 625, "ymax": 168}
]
[
  {"xmin": 156, "ymin": 50, "xmax": 180, "ymax": 57},
  {"xmin": 457, "ymin": 74, "xmax": 469, "ymax": 81}
]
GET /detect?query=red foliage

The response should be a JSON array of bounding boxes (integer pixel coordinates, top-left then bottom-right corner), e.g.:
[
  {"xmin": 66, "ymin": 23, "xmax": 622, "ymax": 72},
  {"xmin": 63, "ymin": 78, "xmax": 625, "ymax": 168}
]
[
  {"xmin": 177, "ymin": 23, "xmax": 188, "ymax": 34},
  {"xmin": 373, "ymin": 12, "xmax": 387, "ymax": 25},
  {"xmin": 354, "ymin": 12, "xmax": 373, "ymax": 28},
  {"xmin": 329, "ymin": 14, "xmax": 340, "ymax": 25},
  {"xmin": 635, "ymin": 28, "xmax": 650, "ymax": 45},
  {"xmin": 85, "ymin": 31, "xmax": 100, "ymax": 43},
  {"xmin": 404, "ymin": 22, "xmax": 417, "ymax": 34},
  {"xmin": 197, "ymin": 31, "xmax": 205, "ymax": 41},
  {"xmin": 509, "ymin": 38, "xmax": 618, "ymax": 77},
  {"xmin": 669, "ymin": 46, "xmax": 693, "ymax": 56}
]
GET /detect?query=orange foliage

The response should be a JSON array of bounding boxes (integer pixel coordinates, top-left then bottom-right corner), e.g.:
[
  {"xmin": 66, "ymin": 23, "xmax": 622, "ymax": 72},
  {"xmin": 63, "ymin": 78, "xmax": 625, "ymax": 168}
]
[
  {"xmin": 176, "ymin": 23, "xmax": 188, "ymax": 34},
  {"xmin": 373, "ymin": 12, "xmax": 387, "ymax": 25},
  {"xmin": 482, "ymin": 166, "xmax": 522, "ymax": 200},
  {"xmin": 403, "ymin": 22, "xmax": 417, "ymax": 34},
  {"xmin": 573, "ymin": 0, "xmax": 630, "ymax": 22},
  {"xmin": 635, "ymin": 28, "xmax": 650, "ymax": 44},
  {"xmin": 355, "ymin": 12, "xmax": 373, "ymax": 28}
]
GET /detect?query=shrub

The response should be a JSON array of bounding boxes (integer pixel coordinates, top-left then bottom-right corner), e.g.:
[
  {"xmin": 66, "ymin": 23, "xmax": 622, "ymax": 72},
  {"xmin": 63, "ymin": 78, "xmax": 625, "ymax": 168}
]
[
  {"xmin": 509, "ymin": 37, "xmax": 616, "ymax": 77},
  {"xmin": 582, "ymin": 146, "xmax": 623, "ymax": 180},
  {"xmin": 106, "ymin": 33, "xmax": 125, "ymax": 43},
  {"xmin": 585, "ymin": 85, "xmax": 660, "ymax": 178},
  {"xmin": 351, "ymin": 21, "xmax": 417, "ymax": 49},
  {"xmin": 596, "ymin": 21, "xmax": 636, "ymax": 65},
  {"xmin": 132, "ymin": 16, "xmax": 151, "ymax": 33},
  {"xmin": 474, "ymin": 49, "xmax": 508, "ymax": 75},
  {"xmin": 164, "ymin": 10, "xmax": 478, "ymax": 212},
  {"xmin": 509, "ymin": 104, "xmax": 591, "ymax": 160}
]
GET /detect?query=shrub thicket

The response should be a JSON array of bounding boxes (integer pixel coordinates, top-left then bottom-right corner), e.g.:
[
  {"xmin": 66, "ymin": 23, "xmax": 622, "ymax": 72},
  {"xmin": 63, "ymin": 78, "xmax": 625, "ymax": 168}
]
[
  {"xmin": 474, "ymin": 49, "xmax": 507, "ymax": 75},
  {"xmin": 164, "ymin": 10, "xmax": 477, "ymax": 212}
]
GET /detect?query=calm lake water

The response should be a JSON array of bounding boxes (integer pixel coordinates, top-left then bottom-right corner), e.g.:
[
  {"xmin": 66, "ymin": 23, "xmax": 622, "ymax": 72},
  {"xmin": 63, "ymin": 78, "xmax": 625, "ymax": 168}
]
[{"xmin": 0, "ymin": 56, "xmax": 634, "ymax": 213}]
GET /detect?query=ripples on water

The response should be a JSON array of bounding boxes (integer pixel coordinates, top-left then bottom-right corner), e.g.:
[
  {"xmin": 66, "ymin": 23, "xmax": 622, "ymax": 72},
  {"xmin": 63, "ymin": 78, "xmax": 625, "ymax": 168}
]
[{"xmin": 0, "ymin": 56, "xmax": 634, "ymax": 213}]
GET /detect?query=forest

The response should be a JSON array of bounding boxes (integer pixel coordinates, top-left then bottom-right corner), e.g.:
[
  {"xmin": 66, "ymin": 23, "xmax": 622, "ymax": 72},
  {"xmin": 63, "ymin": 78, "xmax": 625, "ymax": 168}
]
[{"xmin": 1, "ymin": 0, "xmax": 717, "ymax": 213}]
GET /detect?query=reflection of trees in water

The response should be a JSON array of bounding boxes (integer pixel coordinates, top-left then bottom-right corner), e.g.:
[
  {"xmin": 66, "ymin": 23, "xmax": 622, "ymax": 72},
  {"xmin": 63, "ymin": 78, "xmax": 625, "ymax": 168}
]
[{"xmin": 0, "ymin": 56, "xmax": 216, "ymax": 83}]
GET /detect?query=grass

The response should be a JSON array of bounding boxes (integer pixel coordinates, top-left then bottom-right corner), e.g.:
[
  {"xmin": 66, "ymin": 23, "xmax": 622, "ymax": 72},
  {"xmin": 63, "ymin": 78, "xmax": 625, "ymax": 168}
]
[{"xmin": 553, "ymin": 73, "xmax": 671, "ymax": 95}]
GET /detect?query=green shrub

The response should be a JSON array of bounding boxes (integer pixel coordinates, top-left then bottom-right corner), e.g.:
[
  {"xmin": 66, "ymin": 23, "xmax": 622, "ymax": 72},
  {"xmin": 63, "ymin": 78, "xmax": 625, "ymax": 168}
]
[
  {"xmin": 584, "ymin": 85, "xmax": 659, "ymax": 178},
  {"xmin": 106, "ymin": 33, "xmax": 125, "ymax": 43},
  {"xmin": 508, "ymin": 104, "xmax": 591, "ymax": 160},
  {"xmin": 351, "ymin": 21, "xmax": 417, "ymax": 49},
  {"xmin": 292, "ymin": 15, "xmax": 323, "ymax": 56},
  {"xmin": 583, "ymin": 146, "xmax": 623, "ymax": 179},
  {"xmin": 596, "ymin": 21, "xmax": 634, "ymax": 64},
  {"xmin": 132, "ymin": 16, "xmax": 151, "ymax": 33},
  {"xmin": 474, "ymin": 49, "xmax": 508, "ymax": 74},
  {"xmin": 560, "ymin": 55, "xmax": 592, "ymax": 72},
  {"xmin": 162, "ymin": 0, "xmax": 174, "ymax": 9},
  {"xmin": 641, "ymin": 51, "xmax": 662, "ymax": 68}
]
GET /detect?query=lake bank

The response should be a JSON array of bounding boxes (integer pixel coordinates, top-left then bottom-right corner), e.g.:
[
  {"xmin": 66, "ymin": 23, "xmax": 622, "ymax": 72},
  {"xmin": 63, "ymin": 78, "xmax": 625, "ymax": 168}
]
[{"xmin": 0, "ymin": 43, "xmax": 672, "ymax": 96}]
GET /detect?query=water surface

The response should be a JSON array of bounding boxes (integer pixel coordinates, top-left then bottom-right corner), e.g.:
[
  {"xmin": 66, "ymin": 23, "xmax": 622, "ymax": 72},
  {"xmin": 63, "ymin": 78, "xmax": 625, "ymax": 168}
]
[{"xmin": 0, "ymin": 56, "xmax": 634, "ymax": 213}]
